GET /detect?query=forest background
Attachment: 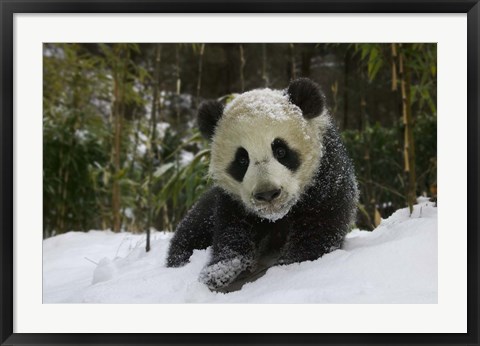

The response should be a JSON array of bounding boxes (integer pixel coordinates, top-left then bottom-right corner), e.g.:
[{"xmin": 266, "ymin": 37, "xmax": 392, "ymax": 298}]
[{"xmin": 43, "ymin": 43, "xmax": 437, "ymax": 241}]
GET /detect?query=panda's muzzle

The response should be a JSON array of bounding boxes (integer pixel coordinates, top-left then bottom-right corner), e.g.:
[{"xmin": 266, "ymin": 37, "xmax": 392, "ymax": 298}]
[{"xmin": 253, "ymin": 188, "xmax": 282, "ymax": 203}]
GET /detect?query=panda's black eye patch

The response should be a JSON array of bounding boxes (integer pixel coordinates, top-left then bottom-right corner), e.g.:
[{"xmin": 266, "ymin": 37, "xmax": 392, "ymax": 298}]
[
  {"xmin": 227, "ymin": 147, "xmax": 249, "ymax": 182},
  {"xmin": 271, "ymin": 138, "xmax": 301, "ymax": 172}
]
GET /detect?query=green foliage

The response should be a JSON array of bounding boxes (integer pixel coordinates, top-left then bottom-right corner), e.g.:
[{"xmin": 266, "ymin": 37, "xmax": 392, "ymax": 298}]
[
  {"xmin": 354, "ymin": 43, "xmax": 437, "ymax": 112},
  {"xmin": 43, "ymin": 111, "xmax": 110, "ymax": 236},
  {"xmin": 153, "ymin": 134, "xmax": 212, "ymax": 229},
  {"xmin": 414, "ymin": 113, "xmax": 437, "ymax": 195},
  {"xmin": 407, "ymin": 44, "xmax": 437, "ymax": 114},
  {"xmin": 343, "ymin": 122, "xmax": 403, "ymax": 229},
  {"xmin": 43, "ymin": 44, "xmax": 112, "ymax": 236},
  {"xmin": 43, "ymin": 43, "xmax": 436, "ymax": 238},
  {"xmin": 342, "ymin": 115, "xmax": 437, "ymax": 229},
  {"xmin": 355, "ymin": 43, "xmax": 384, "ymax": 81},
  {"xmin": 135, "ymin": 129, "xmax": 212, "ymax": 231},
  {"xmin": 43, "ymin": 43, "xmax": 149, "ymax": 235},
  {"xmin": 351, "ymin": 43, "xmax": 437, "ymax": 224}
]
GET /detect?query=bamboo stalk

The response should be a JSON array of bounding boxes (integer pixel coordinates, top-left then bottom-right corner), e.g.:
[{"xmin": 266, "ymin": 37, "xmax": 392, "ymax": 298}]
[
  {"xmin": 261, "ymin": 43, "xmax": 269, "ymax": 87},
  {"xmin": 111, "ymin": 74, "xmax": 121, "ymax": 232},
  {"xmin": 175, "ymin": 44, "xmax": 181, "ymax": 126},
  {"xmin": 398, "ymin": 45, "xmax": 417, "ymax": 214},
  {"xmin": 391, "ymin": 43, "xmax": 398, "ymax": 91},
  {"xmin": 239, "ymin": 44, "xmax": 245, "ymax": 92},
  {"xmin": 195, "ymin": 43, "xmax": 205, "ymax": 107},
  {"xmin": 146, "ymin": 44, "xmax": 162, "ymax": 252},
  {"xmin": 289, "ymin": 43, "xmax": 296, "ymax": 80},
  {"xmin": 111, "ymin": 46, "xmax": 127, "ymax": 233}
]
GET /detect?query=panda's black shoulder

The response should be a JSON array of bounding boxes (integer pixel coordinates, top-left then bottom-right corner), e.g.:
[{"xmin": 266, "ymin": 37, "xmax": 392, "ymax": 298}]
[
  {"xmin": 294, "ymin": 123, "xmax": 357, "ymax": 213},
  {"xmin": 319, "ymin": 123, "xmax": 356, "ymax": 179},
  {"xmin": 194, "ymin": 186, "xmax": 224, "ymax": 209},
  {"xmin": 211, "ymin": 187, "xmax": 252, "ymax": 219}
]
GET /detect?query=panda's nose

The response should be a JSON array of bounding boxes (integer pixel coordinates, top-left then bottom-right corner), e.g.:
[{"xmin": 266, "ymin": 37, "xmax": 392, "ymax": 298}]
[{"xmin": 254, "ymin": 188, "xmax": 282, "ymax": 202}]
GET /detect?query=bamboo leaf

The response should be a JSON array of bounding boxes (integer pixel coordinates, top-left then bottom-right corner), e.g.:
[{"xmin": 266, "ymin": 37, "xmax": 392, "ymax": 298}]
[{"xmin": 154, "ymin": 163, "xmax": 175, "ymax": 178}]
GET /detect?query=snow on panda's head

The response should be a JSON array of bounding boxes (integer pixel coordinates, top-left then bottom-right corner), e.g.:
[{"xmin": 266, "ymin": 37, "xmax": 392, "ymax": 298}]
[{"xmin": 198, "ymin": 78, "xmax": 330, "ymax": 221}]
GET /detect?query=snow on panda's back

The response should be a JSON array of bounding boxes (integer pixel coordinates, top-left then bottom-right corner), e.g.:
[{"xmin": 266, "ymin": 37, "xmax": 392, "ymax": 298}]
[{"xmin": 210, "ymin": 88, "xmax": 331, "ymax": 221}]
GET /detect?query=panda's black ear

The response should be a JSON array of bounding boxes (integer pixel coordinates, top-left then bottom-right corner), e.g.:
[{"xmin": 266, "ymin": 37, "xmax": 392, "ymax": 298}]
[
  {"xmin": 287, "ymin": 78, "xmax": 326, "ymax": 119},
  {"xmin": 197, "ymin": 100, "xmax": 224, "ymax": 140}
]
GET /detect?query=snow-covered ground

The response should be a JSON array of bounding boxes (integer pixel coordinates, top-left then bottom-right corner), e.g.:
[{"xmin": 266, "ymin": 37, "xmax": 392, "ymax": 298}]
[{"xmin": 43, "ymin": 199, "xmax": 437, "ymax": 304}]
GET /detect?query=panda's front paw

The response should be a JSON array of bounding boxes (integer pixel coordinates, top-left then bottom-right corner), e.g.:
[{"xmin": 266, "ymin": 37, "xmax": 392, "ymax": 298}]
[{"xmin": 199, "ymin": 256, "xmax": 253, "ymax": 291}]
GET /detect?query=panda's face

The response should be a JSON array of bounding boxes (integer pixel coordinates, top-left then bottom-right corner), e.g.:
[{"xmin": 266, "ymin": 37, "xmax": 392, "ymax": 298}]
[{"xmin": 209, "ymin": 89, "xmax": 328, "ymax": 221}]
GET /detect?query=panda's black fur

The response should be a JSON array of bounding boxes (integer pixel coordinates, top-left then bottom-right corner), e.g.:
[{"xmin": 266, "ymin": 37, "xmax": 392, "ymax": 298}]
[{"xmin": 166, "ymin": 78, "xmax": 358, "ymax": 291}]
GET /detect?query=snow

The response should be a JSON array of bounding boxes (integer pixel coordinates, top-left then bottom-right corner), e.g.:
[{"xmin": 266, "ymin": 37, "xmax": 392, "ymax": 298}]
[
  {"xmin": 74, "ymin": 129, "xmax": 89, "ymax": 141},
  {"xmin": 225, "ymin": 89, "xmax": 303, "ymax": 122},
  {"xmin": 179, "ymin": 150, "xmax": 194, "ymax": 166},
  {"xmin": 156, "ymin": 122, "xmax": 170, "ymax": 139},
  {"xmin": 43, "ymin": 199, "xmax": 437, "ymax": 303}
]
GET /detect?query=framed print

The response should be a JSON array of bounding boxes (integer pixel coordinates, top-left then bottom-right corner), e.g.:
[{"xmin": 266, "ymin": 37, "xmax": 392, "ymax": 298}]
[{"xmin": 1, "ymin": 0, "xmax": 479, "ymax": 345}]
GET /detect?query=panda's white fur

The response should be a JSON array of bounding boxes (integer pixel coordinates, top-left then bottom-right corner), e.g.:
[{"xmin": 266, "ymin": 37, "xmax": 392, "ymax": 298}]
[{"xmin": 209, "ymin": 88, "xmax": 330, "ymax": 221}]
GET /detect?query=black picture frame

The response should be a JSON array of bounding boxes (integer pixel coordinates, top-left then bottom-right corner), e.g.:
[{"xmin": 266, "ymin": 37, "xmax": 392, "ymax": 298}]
[{"xmin": 1, "ymin": 1, "xmax": 479, "ymax": 345}]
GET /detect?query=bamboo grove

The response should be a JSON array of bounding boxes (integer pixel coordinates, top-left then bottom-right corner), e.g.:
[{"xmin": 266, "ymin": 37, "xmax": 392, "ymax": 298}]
[{"xmin": 43, "ymin": 43, "xmax": 437, "ymax": 238}]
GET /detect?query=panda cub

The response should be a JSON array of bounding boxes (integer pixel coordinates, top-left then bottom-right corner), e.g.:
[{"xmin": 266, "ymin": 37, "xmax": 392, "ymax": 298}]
[{"xmin": 166, "ymin": 78, "xmax": 358, "ymax": 291}]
